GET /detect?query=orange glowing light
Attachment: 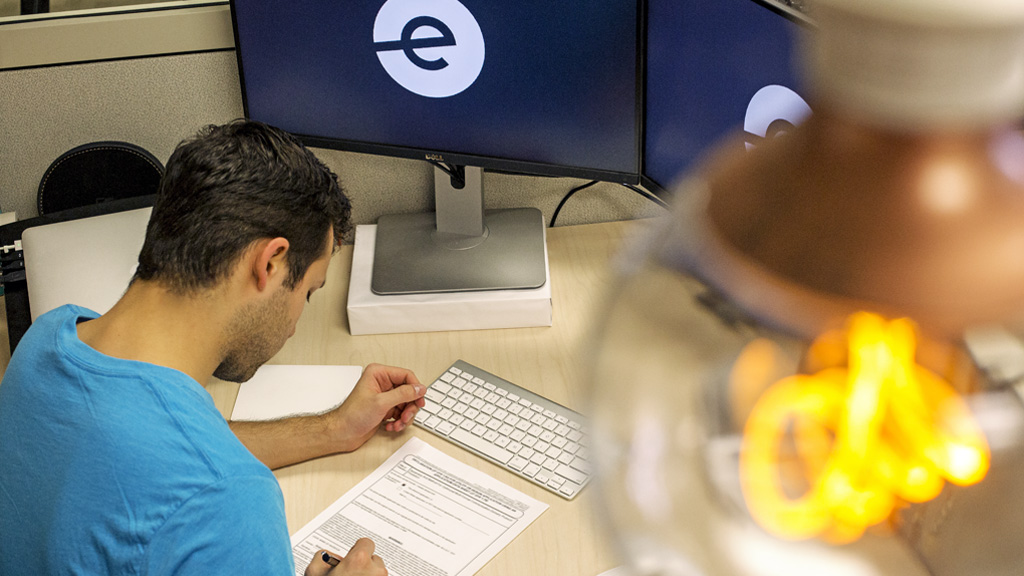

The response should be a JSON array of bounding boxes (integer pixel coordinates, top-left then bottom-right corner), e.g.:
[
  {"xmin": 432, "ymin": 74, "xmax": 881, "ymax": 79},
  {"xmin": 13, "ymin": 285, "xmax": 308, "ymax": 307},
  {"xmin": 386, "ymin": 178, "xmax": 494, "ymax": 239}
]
[{"xmin": 738, "ymin": 312, "xmax": 990, "ymax": 543}]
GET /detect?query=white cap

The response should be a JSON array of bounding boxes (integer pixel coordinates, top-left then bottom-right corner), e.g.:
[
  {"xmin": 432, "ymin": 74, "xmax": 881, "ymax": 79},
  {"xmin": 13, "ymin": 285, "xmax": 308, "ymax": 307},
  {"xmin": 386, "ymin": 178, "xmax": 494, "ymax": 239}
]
[{"xmin": 804, "ymin": 0, "xmax": 1024, "ymax": 130}]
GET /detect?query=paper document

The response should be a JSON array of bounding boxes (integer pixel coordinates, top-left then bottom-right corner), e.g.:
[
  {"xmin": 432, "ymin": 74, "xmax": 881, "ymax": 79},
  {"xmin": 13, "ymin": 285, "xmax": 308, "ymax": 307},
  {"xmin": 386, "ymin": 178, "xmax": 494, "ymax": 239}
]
[
  {"xmin": 229, "ymin": 364, "xmax": 362, "ymax": 421},
  {"xmin": 290, "ymin": 437, "xmax": 548, "ymax": 576}
]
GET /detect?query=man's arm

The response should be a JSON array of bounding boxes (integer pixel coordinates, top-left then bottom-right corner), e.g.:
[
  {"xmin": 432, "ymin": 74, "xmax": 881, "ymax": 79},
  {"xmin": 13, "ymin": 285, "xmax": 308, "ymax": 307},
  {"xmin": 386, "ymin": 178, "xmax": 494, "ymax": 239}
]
[{"xmin": 229, "ymin": 363, "xmax": 425, "ymax": 470}]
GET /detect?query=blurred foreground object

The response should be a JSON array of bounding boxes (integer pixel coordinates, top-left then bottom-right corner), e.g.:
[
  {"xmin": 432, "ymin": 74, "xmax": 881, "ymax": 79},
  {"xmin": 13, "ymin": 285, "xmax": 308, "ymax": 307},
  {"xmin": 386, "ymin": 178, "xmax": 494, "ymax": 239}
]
[{"xmin": 588, "ymin": 0, "xmax": 1024, "ymax": 574}]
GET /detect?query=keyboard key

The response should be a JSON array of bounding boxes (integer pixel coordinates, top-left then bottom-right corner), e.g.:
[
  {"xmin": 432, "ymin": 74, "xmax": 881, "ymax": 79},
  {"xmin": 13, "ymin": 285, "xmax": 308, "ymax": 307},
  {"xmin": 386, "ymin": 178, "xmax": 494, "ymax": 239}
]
[
  {"xmin": 440, "ymin": 372, "xmax": 456, "ymax": 383},
  {"xmin": 560, "ymin": 481, "xmax": 581, "ymax": 497},
  {"xmin": 450, "ymin": 367, "xmax": 462, "ymax": 376},
  {"xmin": 424, "ymin": 415, "xmax": 441, "ymax": 429},
  {"xmin": 509, "ymin": 456, "xmax": 528, "ymax": 471},
  {"xmin": 569, "ymin": 455, "xmax": 590, "ymax": 475},
  {"xmin": 432, "ymin": 381, "xmax": 452, "ymax": 395},
  {"xmin": 436, "ymin": 422, "xmax": 456, "ymax": 436},
  {"xmin": 555, "ymin": 464, "xmax": 588, "ymax": 485},
  {"xmin": 425, "ymin": 388, "xmax": 445, "ymax": 402},
  {"xmin": 523, "ymin": 463, "xmax": 541, "ymax": 478},
  {"xmin": 451, "ymin": 428, "xmax": 513, "ymax": 465}
]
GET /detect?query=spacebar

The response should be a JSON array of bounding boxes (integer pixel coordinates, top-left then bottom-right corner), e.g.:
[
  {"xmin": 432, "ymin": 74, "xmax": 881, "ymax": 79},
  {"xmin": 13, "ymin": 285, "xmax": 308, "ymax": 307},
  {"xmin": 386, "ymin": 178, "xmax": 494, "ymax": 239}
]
[{"xmin": 450, "ymin": 429, "xmax": 513, "ymax": 464}]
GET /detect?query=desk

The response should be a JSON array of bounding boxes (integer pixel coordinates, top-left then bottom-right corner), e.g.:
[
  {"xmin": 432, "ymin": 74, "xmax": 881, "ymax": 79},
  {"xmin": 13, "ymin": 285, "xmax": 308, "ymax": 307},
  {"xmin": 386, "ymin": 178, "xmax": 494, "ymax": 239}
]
[
  {"xmin": 0, "ymin": 218, "xmax": 930, "ymax": 576},
  {"xmin": 207, "ymin": 219, "xmax": 643, "ymax": 576}
]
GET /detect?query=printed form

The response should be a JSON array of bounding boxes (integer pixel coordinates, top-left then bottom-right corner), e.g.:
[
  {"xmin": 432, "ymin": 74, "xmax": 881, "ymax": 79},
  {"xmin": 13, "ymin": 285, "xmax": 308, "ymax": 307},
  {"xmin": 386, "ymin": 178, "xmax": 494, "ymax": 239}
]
[{"xmin": 291, "ymin": 437, "xmax": 548, "ymax": 576}]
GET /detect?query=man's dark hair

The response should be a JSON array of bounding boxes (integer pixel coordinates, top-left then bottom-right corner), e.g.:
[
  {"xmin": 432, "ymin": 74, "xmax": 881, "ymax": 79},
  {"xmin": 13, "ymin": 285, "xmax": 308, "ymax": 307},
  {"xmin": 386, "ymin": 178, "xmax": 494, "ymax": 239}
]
[{"xmin": 134, "ymin": 120, "xmax": 351, "ymax": 292}]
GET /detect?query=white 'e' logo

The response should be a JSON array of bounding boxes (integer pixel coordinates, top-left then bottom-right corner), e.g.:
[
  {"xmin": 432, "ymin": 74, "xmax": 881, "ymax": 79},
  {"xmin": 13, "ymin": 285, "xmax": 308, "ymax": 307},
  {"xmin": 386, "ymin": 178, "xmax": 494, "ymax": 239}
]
[{"xmin": 373, "ymin": 0, "xmax": 485, "ymax": 98}]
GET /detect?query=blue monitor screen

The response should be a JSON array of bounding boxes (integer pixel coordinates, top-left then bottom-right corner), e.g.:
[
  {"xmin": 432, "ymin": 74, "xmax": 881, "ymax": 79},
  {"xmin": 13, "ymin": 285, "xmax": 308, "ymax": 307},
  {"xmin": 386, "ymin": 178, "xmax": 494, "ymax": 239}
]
[
  {"xmin": 231, "ymin": 0, "xmax": 641, "ymax": 183},
  {"xmin": 644, "ymin": 0, "xmax": 812, "ymax": 193}
]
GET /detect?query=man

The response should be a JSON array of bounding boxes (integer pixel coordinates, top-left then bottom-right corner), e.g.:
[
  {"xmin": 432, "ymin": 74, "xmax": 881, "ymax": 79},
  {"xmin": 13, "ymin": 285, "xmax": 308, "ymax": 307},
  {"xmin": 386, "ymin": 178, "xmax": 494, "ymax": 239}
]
[{"xmin": 0, "ymin": 120, "xmax": 423, "ymax": 575}]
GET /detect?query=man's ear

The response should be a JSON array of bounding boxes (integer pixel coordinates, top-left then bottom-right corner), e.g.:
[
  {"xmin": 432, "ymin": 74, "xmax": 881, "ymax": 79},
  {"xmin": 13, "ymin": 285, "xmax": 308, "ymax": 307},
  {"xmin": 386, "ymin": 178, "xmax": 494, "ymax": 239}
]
[{"xmin": 253, "ymin": 237, "xmax": 290, "ymax": 292}]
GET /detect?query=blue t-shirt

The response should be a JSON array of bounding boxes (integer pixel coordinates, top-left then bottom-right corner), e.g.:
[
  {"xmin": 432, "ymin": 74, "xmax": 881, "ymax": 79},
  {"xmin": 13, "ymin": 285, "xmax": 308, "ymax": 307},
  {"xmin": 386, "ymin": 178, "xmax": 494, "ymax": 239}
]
[{"xmin": 0, "ymin": 304, "xmax": 294, "ymax": 575}]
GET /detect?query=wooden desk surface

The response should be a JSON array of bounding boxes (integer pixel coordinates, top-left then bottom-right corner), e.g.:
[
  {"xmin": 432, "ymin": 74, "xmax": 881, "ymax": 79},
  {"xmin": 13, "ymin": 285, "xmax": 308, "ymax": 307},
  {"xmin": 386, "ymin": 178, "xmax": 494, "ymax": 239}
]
[{"xmin": 205, "ymin": 218, "xmax": 648, "ymax": 576}]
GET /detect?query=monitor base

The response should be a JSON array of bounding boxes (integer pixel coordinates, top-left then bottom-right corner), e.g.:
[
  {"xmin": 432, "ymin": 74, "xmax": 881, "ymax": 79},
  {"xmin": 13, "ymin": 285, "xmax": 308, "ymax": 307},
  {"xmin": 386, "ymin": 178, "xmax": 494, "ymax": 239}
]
[{"xmin": 370, "ymin": 207, "xmax": 547, "ymax": 295}]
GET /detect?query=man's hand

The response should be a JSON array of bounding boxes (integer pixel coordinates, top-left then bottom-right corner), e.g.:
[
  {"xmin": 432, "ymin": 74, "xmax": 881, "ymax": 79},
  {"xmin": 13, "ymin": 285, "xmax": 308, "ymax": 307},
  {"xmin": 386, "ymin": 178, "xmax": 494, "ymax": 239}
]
[
  {"xmin": 324, "ymin": 363, "xmax": 426, "ymax": 453},
  {"xmin": 304, "ymin": 539, "xmax": 387, "ymax": 576}
]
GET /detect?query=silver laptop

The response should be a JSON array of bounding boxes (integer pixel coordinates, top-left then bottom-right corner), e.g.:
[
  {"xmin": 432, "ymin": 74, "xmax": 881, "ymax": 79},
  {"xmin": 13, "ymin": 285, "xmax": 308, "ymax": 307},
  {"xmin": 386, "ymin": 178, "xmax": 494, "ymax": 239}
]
[{"xmin": 21, "ymin": 207, "xmax": 151, "ymax": 320}]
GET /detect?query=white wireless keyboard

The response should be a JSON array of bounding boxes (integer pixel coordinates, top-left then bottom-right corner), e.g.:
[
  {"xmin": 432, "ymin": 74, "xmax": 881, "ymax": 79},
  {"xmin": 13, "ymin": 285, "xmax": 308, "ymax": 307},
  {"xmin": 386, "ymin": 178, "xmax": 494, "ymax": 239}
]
[{"xmin": 414, "ymin": 360, "xmax": 590, "ymax": 499}]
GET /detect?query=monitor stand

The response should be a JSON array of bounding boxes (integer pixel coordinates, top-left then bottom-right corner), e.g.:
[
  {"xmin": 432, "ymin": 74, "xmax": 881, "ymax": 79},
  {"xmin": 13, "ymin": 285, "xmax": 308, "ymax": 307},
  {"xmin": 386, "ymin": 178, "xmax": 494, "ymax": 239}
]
[{"xmin": 370, "ymin": 165, "xmax": 548, "ymax": 295}]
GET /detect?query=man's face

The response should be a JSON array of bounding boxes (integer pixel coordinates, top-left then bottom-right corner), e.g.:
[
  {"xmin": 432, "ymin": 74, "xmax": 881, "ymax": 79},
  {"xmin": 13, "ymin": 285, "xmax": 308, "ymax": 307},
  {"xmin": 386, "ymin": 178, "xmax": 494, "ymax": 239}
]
[{"xmin": 213, "ymin": 231, "xmax": 334, "ymax": 383}]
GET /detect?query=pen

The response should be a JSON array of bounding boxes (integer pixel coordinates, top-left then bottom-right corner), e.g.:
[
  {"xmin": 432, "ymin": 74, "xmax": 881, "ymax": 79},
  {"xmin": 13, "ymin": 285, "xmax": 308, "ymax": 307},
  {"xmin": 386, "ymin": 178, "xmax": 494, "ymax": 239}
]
[{"xmin": 321, "ymin": 551, "xmax": 341, "ymax": 567}]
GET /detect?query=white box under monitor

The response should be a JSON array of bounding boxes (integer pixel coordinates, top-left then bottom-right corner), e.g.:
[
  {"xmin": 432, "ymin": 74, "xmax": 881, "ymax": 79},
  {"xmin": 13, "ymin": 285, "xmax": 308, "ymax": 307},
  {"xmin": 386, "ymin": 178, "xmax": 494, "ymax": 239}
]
[{"xmin": 346, "ymin": 224, "xmax": 552, "ymax": 335}]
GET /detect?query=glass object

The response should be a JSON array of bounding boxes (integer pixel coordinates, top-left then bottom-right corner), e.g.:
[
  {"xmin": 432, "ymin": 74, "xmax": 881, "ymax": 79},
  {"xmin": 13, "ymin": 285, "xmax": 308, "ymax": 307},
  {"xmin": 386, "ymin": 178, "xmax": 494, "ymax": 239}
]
[{"xmin": 588, "ymin": 0, "xmax": 1024, "ymax": 574}]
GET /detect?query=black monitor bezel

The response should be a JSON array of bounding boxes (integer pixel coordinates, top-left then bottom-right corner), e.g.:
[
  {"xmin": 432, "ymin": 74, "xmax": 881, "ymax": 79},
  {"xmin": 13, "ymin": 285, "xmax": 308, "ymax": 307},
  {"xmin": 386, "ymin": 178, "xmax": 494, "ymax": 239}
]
[
  {"xmin": 229, "ymin": 0, "xmax": 645, "ymax": 186},
  {"xmin": 639, "ymin": 0, "xmax": 814, "ymax": 198}
]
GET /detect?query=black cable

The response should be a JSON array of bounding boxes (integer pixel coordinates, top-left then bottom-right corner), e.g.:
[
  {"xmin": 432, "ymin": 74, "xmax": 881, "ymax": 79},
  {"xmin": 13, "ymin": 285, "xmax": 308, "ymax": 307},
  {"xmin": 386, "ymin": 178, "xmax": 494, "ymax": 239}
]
[
  {"xmin": 549, "ymin": 180, "xmax": 599, "ymax": 227},
  {"xmin": 426, "ymin": 160, "xmax": 466, "ymax": 188},
  {"xmin": 549, "ymin": 181, "xmax": 670, "ymax": 227}
]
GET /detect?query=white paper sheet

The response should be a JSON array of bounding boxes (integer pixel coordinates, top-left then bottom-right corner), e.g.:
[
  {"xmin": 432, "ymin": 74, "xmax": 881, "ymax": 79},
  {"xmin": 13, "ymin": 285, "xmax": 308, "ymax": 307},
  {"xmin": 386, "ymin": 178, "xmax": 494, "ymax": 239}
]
[
  {"xmin": 290, "ymin": 437, "xmax": 548, "ymax": 576},
  {"xmin": 229, "ymin": 364, "xmax": 363, "ymax": 421}
]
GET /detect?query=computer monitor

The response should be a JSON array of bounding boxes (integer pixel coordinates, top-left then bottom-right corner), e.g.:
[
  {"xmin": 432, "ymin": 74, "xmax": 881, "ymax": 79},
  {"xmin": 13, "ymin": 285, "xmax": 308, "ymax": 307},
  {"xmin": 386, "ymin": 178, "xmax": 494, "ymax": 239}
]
[
  {"xmin": 642, "ymin": 0, "xmax": 813, "ymax": 195},
  {"xmin": 230, "ymin": 0, "xmax": 641, "ymax": 294}
]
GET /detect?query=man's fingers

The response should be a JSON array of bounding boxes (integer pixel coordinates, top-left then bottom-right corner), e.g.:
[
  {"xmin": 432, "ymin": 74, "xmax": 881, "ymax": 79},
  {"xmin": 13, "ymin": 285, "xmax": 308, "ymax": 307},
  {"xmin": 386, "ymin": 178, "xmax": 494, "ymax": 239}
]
[
  {"xmin": 366, "ymin": 363, "xmax": 422, "ymax": 390},
  {"xmin": 304, "ymin": 549, "xmax": 337, "ymax": 576},
  {"xmin": 348, "ymin": 537, "xmax": 377, "ymax": 559},
  {"xmin": 378, "ymin": 382, "xmax": 425, "ymax": 412}
]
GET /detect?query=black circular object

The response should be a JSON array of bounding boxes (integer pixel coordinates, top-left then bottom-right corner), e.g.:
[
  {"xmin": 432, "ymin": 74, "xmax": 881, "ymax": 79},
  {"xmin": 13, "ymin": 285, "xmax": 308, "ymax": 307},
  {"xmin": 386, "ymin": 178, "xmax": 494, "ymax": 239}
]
[{"xmin": 37, "ymin": 141, "xmax": 164, "ymax": 216}]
